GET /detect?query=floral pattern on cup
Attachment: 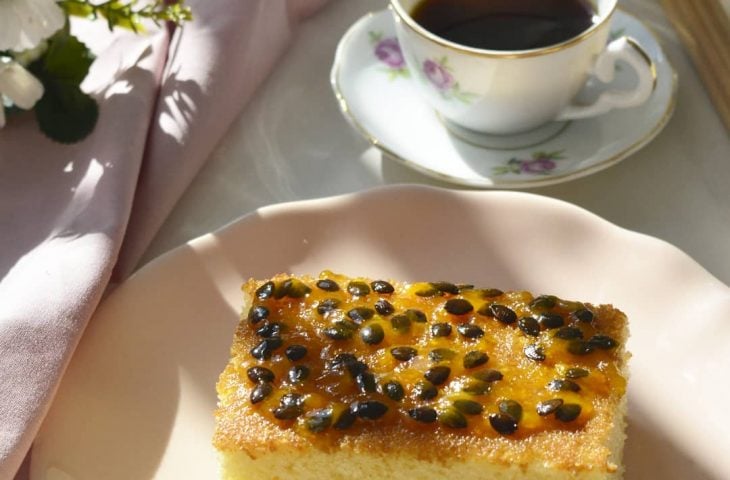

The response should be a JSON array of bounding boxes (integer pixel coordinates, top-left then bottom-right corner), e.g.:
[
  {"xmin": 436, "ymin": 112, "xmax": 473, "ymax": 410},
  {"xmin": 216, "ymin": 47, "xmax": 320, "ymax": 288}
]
[
  {"xmin": 369, "ymin": 31, "xmax": 409, "ymax": 79},
  {"xmin": 493, "ymin": 151, "xmax": 566, "ymax": 175},
  {"xmin": 422, "ymin": 57, "xmax": 476, "ymax": 104}
]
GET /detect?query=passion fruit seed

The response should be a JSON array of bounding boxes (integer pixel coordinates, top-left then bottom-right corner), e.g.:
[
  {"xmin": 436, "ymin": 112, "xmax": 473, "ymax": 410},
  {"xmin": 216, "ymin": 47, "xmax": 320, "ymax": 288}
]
[
  {"xmin": 588, "ymin": 335, "xmax": 619, "ymax": 350},
  {"xmin": 256, "ymin": 322, "xmax": 283, "ymax": 338},
  {"xmin": 489, "ymin": 413, "xmax": 518, "ymax": 435},
  {"xmin": 405, "ymin": 309, "xmax": 427, "ymax": 323},
  {"xmin": 282, "ymin": 278, "xmax": 311, "ymax": 298},
  {"xmin": 554, "ymin": 326, "xmax": 584, "ymax": 339},
  {"xmin": 347, "ymin": 281, "xmax": 371, "ymax": 297},
  {"xmin": 323, "ymin": 320, "xmax": 358, "ymax": 340},
  {"xmin": 472, "ymin": 369, "xmax": 503, "ymax": 382},
  {"xmin": 462, "ymin": 379, "xmax": 491, "ymax": 395},
  {"xmin": 390, "ymin": 314, "xmax": 411, "ymax": 333},
  {"xmin": 463, "ymin": 351, "xmax": 489, "ymax": 369},
  {"xmin": 250, "ymin": 382, "xmax": 273, "ymax": 404},
  {"xmin": 567, "ymin": 340, "xmax": 594, "ymax": 355},
  {"xmin": 530, "ymin": 295, "xmax": 557, "ymax": 310},
  {"xmin": 273, "ymin": 394, "xmax": 304, "ymax": 420},
  {"xmin": 457, "ymin": 323, "xmax": 485, "ymax": 339},
  {"xmin": 536, "ymin": 398, "xmax": 564, "ymax": 416},
  {"xmin": 281, "ymin": 392, "xmax": 304, "ymax": 407},
  {"xmin": 414, "ymin": 380, "xmax": 439, "ymax": 400},
  {"xmin": 453, "ymin": 399, "xmax": 484, "ymax": 415},
  {"xmin": 247, "ymin": 305, "xmax": 269, "ymax": 324},
  {"xmin": 288, "ymin": 365, "xmax": 310, "ymax": 383},
  {"xmin": 424, "ymin": 366, "xmax": 451, "ymax": 385},
  {"xmin": 478, "ymin": 288, "xmax": 503, "ymax": 298},
  {"xmin": 439, "ymin": 408, "xmax": 467, "ymax": 429},
  {"xmin": 374, "ymin": 298, "xmax": 395, "ymax": 316},
  {"xmin": 408, "ymin": 407, "xmax": 438, "ymax": 423},
  {"xmin": 328, "ymin": 353, "xmax": 363, "ymax": 375},
  {"xmin": 247, "ymin": 366, "xmax": 275, "ymax": 384},
  {"xmin": 316, "ymin": 279, "xmax": 340, "ymax": 292},
  {"xmin": 348, "ymin": 361, "xmax": 370, "ymax": 378},
  {"xmin": 255, "ymin": 281, "xmax": 275, "ymax": 300},
  {"xmin": 488, "ymin": 304, "xmax": 517, "ymax": 324},
  {"xmin": 273, "ymin": 280, "xmax": 291, "ymax": 299},
  {"xmin": 382, "ymin": 380, "xmax": 405, "ymax": 401},
  {"xmin": 305, "ymin": 408, "xmax": 333, "ymax": 432},
  {"xmin": 317, "ymin": 298, "xmax": 341, "ymax": 315},
  {"xmin": 355, "ymin": 371, "xmax": 377, "ymax": 393},
  {"xmin": 431, "ymin": 323, "xmax": 453, "ymax": 337},
  {"xmin": 371, "ymin": 280, "xmax": 395, "ymax": 294},
  {"xmin": 498, "ymin": 399, "xmax": 523, "ymax": 422},
  {"xmin": 457, "ymin": 284, "xmax": 474, "ymax": 291},
  {"xmin": 431, "ymin": 281, "xmax": 460, "ymax": 295},
  {"xmin": 571, "ymin": 308, "xmax": 594, "ymax": 323},
  {"xmin": 555, "ymin": 403, "xmax": 582, "ymax": 422},
  {"xmin": 360, "ymin": 324, "xmax": 385, "ymax": 345},
  {"xmin": 518, "ymin": 317, "xmax": 540, "ymax": 337},
  {"xmin": 547, "ymin": 379, "xmax": 581, "ymax": 392},
  {"xmin": 444, "ymin": 298, "xmax": 474, "ymax": 315},
  {"xmin": 333, "ymin": 408, "xmax": 357, "ymax": 429},
  {"xmin": 391, "ymin": 346, "xmax": 418, "ymax": 361},
  {"xmin": 565, "ymin": 367, "xmax": 590, "ymax": 379},
  {"xmin": 538, "ymin": 313, "xmax": 565, "ymax": 329},
  {"xmin": 524, "ymin": 343, "xmax": 546, "ymax": 362},
  {"xmin": 429, "ymin": 348, "xmax": 457, "ymax": 362},
  {"xmin": 285, "ymin": 344, "xmax": 307, "ymax": 361},
  {"xmin": 250, "ymin": 337, "xmax": 283, "ymax": 360},
  {"xmin": 347, "ymin": 307, "xmax": 375, "ymax": 324},
  {"xmin": 415, "ymin": 285, "xmax": 440, "ymax": 297},
  {"xmin": 350, "ymin": 400, "xmax": 388, "ymax": 420},
  {"xmin": 272, "ymin": 405, "xmax": 303, "ymax": 420}
]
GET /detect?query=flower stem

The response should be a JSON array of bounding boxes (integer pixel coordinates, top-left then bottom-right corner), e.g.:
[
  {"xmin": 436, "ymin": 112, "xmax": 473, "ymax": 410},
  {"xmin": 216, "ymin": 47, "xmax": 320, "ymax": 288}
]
[{"xmin": 58, "ymin": 0, "xmax": 192, "ymax": 32}]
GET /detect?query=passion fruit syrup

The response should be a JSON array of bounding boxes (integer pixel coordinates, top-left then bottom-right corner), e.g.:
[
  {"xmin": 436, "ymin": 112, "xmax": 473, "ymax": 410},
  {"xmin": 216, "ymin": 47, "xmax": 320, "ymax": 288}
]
[{"xmin": 230, "ymin": 272, "xmax": 626, "ymax": 444}]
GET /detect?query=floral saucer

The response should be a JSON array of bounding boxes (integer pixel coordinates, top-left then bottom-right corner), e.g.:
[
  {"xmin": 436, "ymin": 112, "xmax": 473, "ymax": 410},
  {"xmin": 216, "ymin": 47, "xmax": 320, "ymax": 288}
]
[{"xmin": 330, "ymin": 9, "xmax": 676, "ymax": 188}]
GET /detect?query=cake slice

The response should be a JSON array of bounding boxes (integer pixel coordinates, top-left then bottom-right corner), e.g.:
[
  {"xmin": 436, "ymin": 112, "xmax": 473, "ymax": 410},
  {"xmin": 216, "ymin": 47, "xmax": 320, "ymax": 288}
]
[{"xmin": 214, "ymin": 271, "xmax": 629, "ymax": 479}]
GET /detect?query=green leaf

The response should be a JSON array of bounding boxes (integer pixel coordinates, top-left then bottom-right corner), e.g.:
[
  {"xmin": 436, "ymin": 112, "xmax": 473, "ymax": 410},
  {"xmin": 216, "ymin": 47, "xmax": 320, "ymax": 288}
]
[
  {"xmin": 59, "ymin": 0, "xmax": 191, "ymax": 32},
  {"xmin": 34, "ymin": 83, "xmax": 98, "ymax": 144},
  {"xmin": 40, "ymin": 32, "xmax": 95, "ymax": 85},
  {"xmin": 28, "ymin": 31, "xmax": 99, "ymax": 143},
  {"xmin": 59, "ymin": 2, "xmax": 96, "ymax": 18}
]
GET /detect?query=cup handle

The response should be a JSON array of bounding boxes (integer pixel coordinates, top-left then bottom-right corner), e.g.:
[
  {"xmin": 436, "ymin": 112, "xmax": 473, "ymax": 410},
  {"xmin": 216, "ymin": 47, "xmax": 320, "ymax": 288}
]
[{"xmin": 557, "ymin": 37, "xmax": 656, "ymax": 121}]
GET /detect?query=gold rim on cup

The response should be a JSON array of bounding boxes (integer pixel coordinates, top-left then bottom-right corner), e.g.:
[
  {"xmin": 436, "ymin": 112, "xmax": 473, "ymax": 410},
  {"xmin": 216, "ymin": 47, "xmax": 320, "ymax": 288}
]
[{"xmin": 388, "ymin": 0, "xmax": 619, "ymax": 59}]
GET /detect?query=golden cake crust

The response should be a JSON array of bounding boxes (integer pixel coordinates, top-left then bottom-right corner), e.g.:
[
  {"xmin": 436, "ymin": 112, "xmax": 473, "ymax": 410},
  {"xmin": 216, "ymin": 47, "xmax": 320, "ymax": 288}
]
[{"xmin": 214, "ymin": 272, "xmax": 629, "ymax": 477}]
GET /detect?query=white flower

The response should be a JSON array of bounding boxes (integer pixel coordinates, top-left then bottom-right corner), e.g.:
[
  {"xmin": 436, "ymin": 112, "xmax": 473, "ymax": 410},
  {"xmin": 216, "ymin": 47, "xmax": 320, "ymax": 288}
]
[
  {"xmin": 0, "ymin": 56, "xmax": 45, "ymax": 127},
  {"xmin": 0, "ymin": 0, "xmax": 65, "ymax": 52}
]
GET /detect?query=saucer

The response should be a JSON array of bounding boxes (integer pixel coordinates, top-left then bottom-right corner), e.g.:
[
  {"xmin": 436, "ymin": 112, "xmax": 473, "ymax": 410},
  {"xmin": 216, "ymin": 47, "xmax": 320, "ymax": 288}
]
[{"xmin": 330, "ymin": 9, "xmax": 677, "ymax": 189}]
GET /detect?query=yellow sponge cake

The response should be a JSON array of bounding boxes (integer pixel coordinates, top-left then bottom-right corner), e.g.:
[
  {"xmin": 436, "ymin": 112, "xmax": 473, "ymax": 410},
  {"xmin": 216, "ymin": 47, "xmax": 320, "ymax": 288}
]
[{"xmin": 214, "ymin": 272, "xmax": 629, "ymax": 479}]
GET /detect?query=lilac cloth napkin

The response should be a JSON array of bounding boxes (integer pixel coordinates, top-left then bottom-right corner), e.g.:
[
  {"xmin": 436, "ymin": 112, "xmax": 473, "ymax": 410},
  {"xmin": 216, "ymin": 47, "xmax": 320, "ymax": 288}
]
[{"xmin": 0, "ymin": 1, "xmax": 329, "ymax": 477}]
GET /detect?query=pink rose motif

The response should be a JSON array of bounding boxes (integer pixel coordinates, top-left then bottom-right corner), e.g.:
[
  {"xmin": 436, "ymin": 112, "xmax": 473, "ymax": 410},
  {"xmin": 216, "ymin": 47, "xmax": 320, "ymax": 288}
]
[
  {"xmin": 520, "ymin": 157, "xmax": 557, "ymax": 173},
  {"xmin": 374, "ymin": 38, "xmax": 405, "ymax": 69},
  {"xmin": 495, "ymin": 151, "xmax": 564, "ymax": 176},
  {"xmin": 423, "ymin": 59, "xmax": 454, "ymax": 91}
]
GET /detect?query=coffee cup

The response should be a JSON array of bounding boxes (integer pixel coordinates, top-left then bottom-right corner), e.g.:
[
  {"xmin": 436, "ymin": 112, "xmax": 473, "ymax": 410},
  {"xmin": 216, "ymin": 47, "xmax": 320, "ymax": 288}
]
[{"xmin": 390, "ymin": 0, "xmax": 656, "ymax": 135}]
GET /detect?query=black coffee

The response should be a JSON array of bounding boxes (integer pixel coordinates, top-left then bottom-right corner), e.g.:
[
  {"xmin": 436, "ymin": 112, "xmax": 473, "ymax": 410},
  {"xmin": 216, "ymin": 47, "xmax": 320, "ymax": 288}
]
[{"xmin": 411, "ymin": 0, "xmax": 596, "ymax": 51}]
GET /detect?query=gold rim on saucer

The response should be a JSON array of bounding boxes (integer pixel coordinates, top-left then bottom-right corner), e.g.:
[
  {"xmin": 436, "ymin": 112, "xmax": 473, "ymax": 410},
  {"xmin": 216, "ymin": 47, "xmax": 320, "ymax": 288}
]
[{"xmin": 329, "ymin": 10, "xmax": 678, "ymax": 189}]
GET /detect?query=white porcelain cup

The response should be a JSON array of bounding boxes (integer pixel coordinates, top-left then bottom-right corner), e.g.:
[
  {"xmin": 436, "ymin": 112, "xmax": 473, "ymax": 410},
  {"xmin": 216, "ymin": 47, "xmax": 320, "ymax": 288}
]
[{"xmin": 390, "ymin": 0, "xmax": 656, "ymax": 134}]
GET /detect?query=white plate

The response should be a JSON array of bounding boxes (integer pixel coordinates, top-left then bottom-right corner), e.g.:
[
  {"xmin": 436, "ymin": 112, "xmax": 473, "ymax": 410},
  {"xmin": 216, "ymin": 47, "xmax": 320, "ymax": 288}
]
[
  {"xmin": 32, "ymin": 186, "xmax": 730, "ymax": 479},
  {"xmin": 331, "ymin": 10, "xmax": 677, "ymax": 189}
]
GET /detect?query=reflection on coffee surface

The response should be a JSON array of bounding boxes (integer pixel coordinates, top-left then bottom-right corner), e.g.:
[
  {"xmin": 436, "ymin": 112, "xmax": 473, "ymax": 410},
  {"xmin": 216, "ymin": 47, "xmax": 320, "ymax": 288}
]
[{"xmin": 411, "ymin": 0, "xmax": 596, "ymax": 51}]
